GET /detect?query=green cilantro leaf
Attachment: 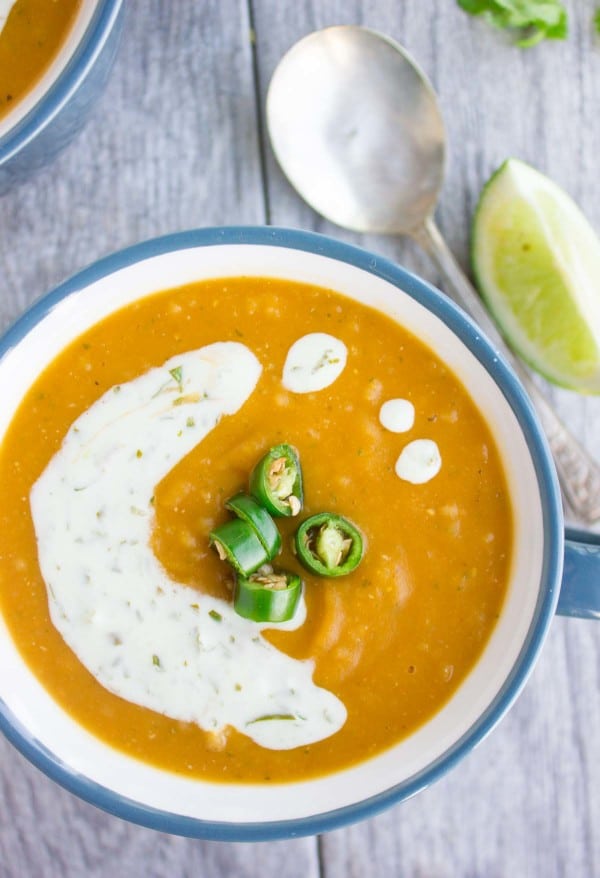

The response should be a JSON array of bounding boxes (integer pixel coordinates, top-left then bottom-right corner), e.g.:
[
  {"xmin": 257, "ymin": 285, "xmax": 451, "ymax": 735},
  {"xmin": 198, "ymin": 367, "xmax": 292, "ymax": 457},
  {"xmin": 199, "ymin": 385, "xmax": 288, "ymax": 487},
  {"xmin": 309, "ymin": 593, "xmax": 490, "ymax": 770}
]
[
  {"xmin": 457, "ymin": 0, "xmax": 568, "ymax": 46},
  {"xmin": 594, "ymin": 8, "xmax": 600, "ymax": 35}
]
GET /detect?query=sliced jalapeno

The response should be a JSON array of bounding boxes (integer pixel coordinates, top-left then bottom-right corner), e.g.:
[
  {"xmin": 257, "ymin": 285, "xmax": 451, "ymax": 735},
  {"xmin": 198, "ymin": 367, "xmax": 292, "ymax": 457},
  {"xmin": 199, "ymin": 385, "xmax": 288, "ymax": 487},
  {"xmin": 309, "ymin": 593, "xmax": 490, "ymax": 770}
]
[
  {"xmin": 249, "ymin": 444, "xmax": 303, "ymax": 517},
  {"xmin": 234, "ymin": 566, "xmax": 302, "ymax": 623},
  {"xmin": 295, "ymin": 513, "xmax": 364, "ymax": 577},
  {"xmin": 209, "ymin": 518, "xmax": 269, "ymax": 576},
  {"xmin": 225, "ymin": 492, "xmax": 281, "ymax": 559}
]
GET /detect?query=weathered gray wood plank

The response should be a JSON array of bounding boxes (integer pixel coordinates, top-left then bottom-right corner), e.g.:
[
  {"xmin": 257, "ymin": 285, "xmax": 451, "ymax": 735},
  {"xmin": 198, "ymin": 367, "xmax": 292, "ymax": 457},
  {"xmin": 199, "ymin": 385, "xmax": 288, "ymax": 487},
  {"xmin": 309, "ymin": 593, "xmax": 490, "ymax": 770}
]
[
  {"xmin": 0, "ymin": 0, "xmax": 266, "ymax": 325},
  {"xmin": 0, "ymin": 735, "xmax": 318, "ymax": 878},
  {"xmin": 251, "ymin": 0, "xmax": 600, "ymax": 875}
]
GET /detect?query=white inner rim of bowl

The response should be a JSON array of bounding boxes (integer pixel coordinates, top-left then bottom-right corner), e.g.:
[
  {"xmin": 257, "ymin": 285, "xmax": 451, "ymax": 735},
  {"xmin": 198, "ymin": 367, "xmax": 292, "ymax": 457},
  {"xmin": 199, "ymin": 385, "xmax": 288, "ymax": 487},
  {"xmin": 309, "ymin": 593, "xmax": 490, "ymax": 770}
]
[
  {"xmin": 0, "ymin": 0, "xmax": 99, "ymax": 142},
  {"xmin": 0, "ymin": 244, "xmax": 544, "ymax": 823}
]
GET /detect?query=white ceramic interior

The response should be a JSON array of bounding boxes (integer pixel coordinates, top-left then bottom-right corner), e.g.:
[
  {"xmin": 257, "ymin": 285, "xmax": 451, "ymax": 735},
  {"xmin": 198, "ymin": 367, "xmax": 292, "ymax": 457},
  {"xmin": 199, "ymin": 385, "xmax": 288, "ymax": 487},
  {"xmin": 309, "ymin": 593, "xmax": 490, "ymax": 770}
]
[
  {"xmin": 0, "ymin": 243, "xmax": 545, "ymax": 823},
  {"xmin": 0, "ymin": 0, "xmax": 99, "ymax": 140}
]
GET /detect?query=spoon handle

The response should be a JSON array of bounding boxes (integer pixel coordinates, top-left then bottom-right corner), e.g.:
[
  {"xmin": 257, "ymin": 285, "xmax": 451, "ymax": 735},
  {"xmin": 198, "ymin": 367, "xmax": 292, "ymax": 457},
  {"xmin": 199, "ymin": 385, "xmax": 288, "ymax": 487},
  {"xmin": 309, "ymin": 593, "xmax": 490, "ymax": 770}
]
[{"xmin": 413, "ymin": 216, "xmax": 600, "ymax": 526}]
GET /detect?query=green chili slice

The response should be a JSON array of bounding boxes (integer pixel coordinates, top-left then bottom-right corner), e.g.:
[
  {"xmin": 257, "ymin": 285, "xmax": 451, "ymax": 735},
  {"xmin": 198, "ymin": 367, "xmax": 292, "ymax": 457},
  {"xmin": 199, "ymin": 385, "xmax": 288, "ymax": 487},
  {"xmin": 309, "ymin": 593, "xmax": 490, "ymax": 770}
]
[
  {"xmin": 249, "ymin": 444, "xmax": 303, "ymax": 517},
  {"xmin": 234, "ymin": 566, "xmax": 302, "ymax": 623},
  {"xmin": 295, "ymin": 513, "xmax": 364, "ymax": 577},
  {"xmin": 209, "ymin": 519, "xmax": 269, "ymax": 576},
  {"xmin": 224, "ymin": 492, "xmax": 281, "ymax": 559}
]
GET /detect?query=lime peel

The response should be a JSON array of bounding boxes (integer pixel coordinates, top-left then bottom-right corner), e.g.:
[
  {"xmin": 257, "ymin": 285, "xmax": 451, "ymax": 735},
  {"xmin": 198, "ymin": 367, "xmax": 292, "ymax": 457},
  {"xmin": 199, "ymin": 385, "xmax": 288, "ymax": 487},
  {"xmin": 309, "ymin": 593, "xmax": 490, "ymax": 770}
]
[{"xmin": 472, "ymin": 158, "xmax": 600, "ymax": 393}]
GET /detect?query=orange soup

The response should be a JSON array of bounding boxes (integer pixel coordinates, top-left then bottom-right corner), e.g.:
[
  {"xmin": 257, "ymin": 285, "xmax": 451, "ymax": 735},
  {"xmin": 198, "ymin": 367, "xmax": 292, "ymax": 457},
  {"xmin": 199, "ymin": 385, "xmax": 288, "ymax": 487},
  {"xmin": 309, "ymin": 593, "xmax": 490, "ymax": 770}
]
[
  {"xmin": 0, "ymin": 0, "xmax": 82, "ymax": 121},
  {"xmin": 0, "ymin": 277, "xmax": 512, "ymax": 782}
]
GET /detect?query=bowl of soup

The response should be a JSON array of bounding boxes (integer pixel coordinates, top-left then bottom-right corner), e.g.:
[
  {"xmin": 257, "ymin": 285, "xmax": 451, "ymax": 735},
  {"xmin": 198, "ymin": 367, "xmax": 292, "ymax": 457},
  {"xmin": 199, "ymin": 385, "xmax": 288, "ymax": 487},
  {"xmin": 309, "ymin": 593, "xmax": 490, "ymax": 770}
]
[
  {"xmin": 0, "ymin": 226, "xmax": 598, "ymax": 840},
  {"xmin": 0, "ymin": 0, "xmax": 123, "ymax": 193}
]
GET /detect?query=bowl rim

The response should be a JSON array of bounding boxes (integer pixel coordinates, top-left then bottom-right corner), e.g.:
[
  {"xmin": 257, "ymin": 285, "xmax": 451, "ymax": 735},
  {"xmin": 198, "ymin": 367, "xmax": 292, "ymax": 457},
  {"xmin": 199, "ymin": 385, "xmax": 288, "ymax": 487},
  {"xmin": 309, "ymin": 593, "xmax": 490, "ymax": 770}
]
[
  {"xmin": 0, "ymin": 226, "xmax": 563, "ymax": 840},
  {"xmin": 0, "ymin": 0, "xmax": 123, "ymax": 164}
]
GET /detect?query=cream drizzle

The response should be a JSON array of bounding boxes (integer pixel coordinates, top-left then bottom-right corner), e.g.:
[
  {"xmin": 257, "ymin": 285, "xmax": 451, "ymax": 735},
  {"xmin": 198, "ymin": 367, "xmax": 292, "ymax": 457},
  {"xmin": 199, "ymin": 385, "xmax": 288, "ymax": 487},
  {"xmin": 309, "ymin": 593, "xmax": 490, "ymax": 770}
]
[{"xmin": 30, "ymin": 342, "xmax": 346, "ymax": 750}]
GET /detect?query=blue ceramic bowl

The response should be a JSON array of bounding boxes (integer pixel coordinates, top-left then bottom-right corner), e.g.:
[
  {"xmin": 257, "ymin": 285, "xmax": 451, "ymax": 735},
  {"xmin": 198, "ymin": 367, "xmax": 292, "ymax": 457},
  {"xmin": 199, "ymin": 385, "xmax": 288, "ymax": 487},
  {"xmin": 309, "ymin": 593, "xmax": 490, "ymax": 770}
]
[
  {"xmin": 0, "ymin": 0, "xmax": 123, "ymax": 194},
  {"xmin": 0, "ymin": 227, "xmax": 597, "ymax": 840}
]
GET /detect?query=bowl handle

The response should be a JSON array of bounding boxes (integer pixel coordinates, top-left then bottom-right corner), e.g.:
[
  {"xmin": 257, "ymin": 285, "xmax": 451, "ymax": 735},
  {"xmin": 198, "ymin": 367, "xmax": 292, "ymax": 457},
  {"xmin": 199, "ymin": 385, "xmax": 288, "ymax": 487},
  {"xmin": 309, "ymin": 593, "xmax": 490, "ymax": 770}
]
[{"xmin": 558, "ymin": 527, "xmax": 600, "ymax": 619}]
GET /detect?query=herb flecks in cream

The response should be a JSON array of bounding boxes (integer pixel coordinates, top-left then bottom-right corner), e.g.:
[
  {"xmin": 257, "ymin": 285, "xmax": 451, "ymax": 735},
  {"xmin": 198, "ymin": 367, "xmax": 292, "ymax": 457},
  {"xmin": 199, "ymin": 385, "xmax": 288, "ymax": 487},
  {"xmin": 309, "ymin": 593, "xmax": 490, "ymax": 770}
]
[
  {"xmin": 30, "ymin": 343, "xmax": 346, "ymax": 750},
  {"xmin": 282, "ymin": 333, "xmax": 347, "ymax": 393}
]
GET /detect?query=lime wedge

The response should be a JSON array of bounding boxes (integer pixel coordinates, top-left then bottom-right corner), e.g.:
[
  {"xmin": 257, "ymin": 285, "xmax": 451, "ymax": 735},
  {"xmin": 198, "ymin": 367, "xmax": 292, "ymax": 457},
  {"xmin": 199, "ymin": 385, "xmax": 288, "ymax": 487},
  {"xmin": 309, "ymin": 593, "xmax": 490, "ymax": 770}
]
[{"xmin": 472, "ymin": 158, "xmax": 600, "ymax": 393}]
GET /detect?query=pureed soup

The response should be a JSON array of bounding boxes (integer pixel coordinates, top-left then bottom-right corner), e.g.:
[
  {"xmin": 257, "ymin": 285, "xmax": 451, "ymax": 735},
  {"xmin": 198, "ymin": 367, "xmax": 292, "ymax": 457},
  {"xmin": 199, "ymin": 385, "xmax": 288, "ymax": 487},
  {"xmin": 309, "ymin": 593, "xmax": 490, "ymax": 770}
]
[
  {"xmin": 0, "ymin": 0, "xmax": 82, "ymax": 121},
  {"xmin": 0, "ymin": 277, "xmax": 513, "ymax": 783}
]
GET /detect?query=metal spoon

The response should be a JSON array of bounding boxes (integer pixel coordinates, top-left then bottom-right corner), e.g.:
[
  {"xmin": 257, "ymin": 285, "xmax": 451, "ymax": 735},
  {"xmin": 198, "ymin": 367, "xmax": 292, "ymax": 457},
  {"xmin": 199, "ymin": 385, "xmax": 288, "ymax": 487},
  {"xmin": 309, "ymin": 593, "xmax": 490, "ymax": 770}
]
[{"xmin": 266, "ymin": 24, "xmax": 600, "ymax": 525}]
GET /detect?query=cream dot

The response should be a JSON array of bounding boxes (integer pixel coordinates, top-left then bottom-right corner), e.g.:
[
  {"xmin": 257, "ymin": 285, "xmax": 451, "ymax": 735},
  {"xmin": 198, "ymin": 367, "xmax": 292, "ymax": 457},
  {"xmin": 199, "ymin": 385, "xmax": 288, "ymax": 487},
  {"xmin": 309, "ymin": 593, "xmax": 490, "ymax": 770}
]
[
  {"xmin": 282, "ymin": 333, "xmax": 347, "ymax": 394},
  {"xmin": 379, "ymin": 398, "xmax": 415, "ymax": 433},
  {"xmin": 395, "ymin": 439, "xmax": 441, "ymax": 484}
]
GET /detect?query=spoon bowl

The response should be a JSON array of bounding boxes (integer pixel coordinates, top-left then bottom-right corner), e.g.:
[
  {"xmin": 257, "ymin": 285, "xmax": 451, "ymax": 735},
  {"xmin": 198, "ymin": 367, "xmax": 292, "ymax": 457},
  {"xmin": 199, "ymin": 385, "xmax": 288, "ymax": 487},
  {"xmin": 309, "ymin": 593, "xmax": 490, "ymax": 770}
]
[
  {"xmin": 267, "ymin": 25, "xmax": 600, "ymax": 525},
  {"xmin": 267, "ymin": 28, "xmax": 445, "ymax": 234}
]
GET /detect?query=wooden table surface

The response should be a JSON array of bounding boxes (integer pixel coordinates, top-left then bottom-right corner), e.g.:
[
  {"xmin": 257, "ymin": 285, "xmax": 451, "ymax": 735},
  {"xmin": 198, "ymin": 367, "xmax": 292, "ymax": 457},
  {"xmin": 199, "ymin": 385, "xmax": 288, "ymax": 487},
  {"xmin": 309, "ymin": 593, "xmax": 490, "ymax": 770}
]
[{"xmin": 1, "ymin": 2, "xmax": 599, "ymax": 875}]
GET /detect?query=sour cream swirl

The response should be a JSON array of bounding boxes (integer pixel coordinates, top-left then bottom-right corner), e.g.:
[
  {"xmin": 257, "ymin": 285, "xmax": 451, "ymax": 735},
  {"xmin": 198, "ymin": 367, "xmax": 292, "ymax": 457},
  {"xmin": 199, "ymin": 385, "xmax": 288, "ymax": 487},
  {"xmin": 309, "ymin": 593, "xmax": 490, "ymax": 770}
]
[{"xmin": 30, "ymin": 342, "xmax": 346, "ymax": 750}]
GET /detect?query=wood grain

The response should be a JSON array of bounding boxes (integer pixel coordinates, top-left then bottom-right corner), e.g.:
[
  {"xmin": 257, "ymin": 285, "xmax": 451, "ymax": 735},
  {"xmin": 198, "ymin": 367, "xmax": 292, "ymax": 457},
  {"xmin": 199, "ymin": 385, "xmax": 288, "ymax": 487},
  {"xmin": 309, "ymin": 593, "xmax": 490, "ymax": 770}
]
[
  {"xmin": 0, "ymin": 0, "xmax": 265, "ymax": 325},
  {"xmin": 1, "ymin": 0, "xmax": 599, "ymax": 875}
]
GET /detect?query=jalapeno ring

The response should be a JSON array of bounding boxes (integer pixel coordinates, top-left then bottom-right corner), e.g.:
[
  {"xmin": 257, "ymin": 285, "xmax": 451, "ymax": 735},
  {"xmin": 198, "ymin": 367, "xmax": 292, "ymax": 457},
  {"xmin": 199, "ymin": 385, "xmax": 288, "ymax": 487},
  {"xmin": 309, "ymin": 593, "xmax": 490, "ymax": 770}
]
[
  {"xmin": 225, "ymin": 492, "xmax": 281, "ymax": 559},
  {"xmin": 249, "ymin": 444, "xmax": 303, "ymax": 517},
  {"xmin": 209, "ymin": 518, "xmax": 269, "ymax": 576},
  {"xmin": 234, "ymin": 567, "xmax": 302, "ymax": 623},
  {"xmin": 295, "ymin": 513, "xmax": 364, "ymax": 577}
]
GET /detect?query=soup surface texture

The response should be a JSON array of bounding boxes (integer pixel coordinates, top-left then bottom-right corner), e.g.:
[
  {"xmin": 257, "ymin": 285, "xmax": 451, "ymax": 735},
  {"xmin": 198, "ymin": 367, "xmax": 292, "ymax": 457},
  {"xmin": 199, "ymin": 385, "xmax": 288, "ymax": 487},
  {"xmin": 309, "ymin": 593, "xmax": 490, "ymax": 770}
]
[
  {"xmin": 0, "ymin": 0, "xmax": 81, "ymax": 121},
  {"xmin": 0, "ymin": 277, "xmax": 512, "ymax": 782}
]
